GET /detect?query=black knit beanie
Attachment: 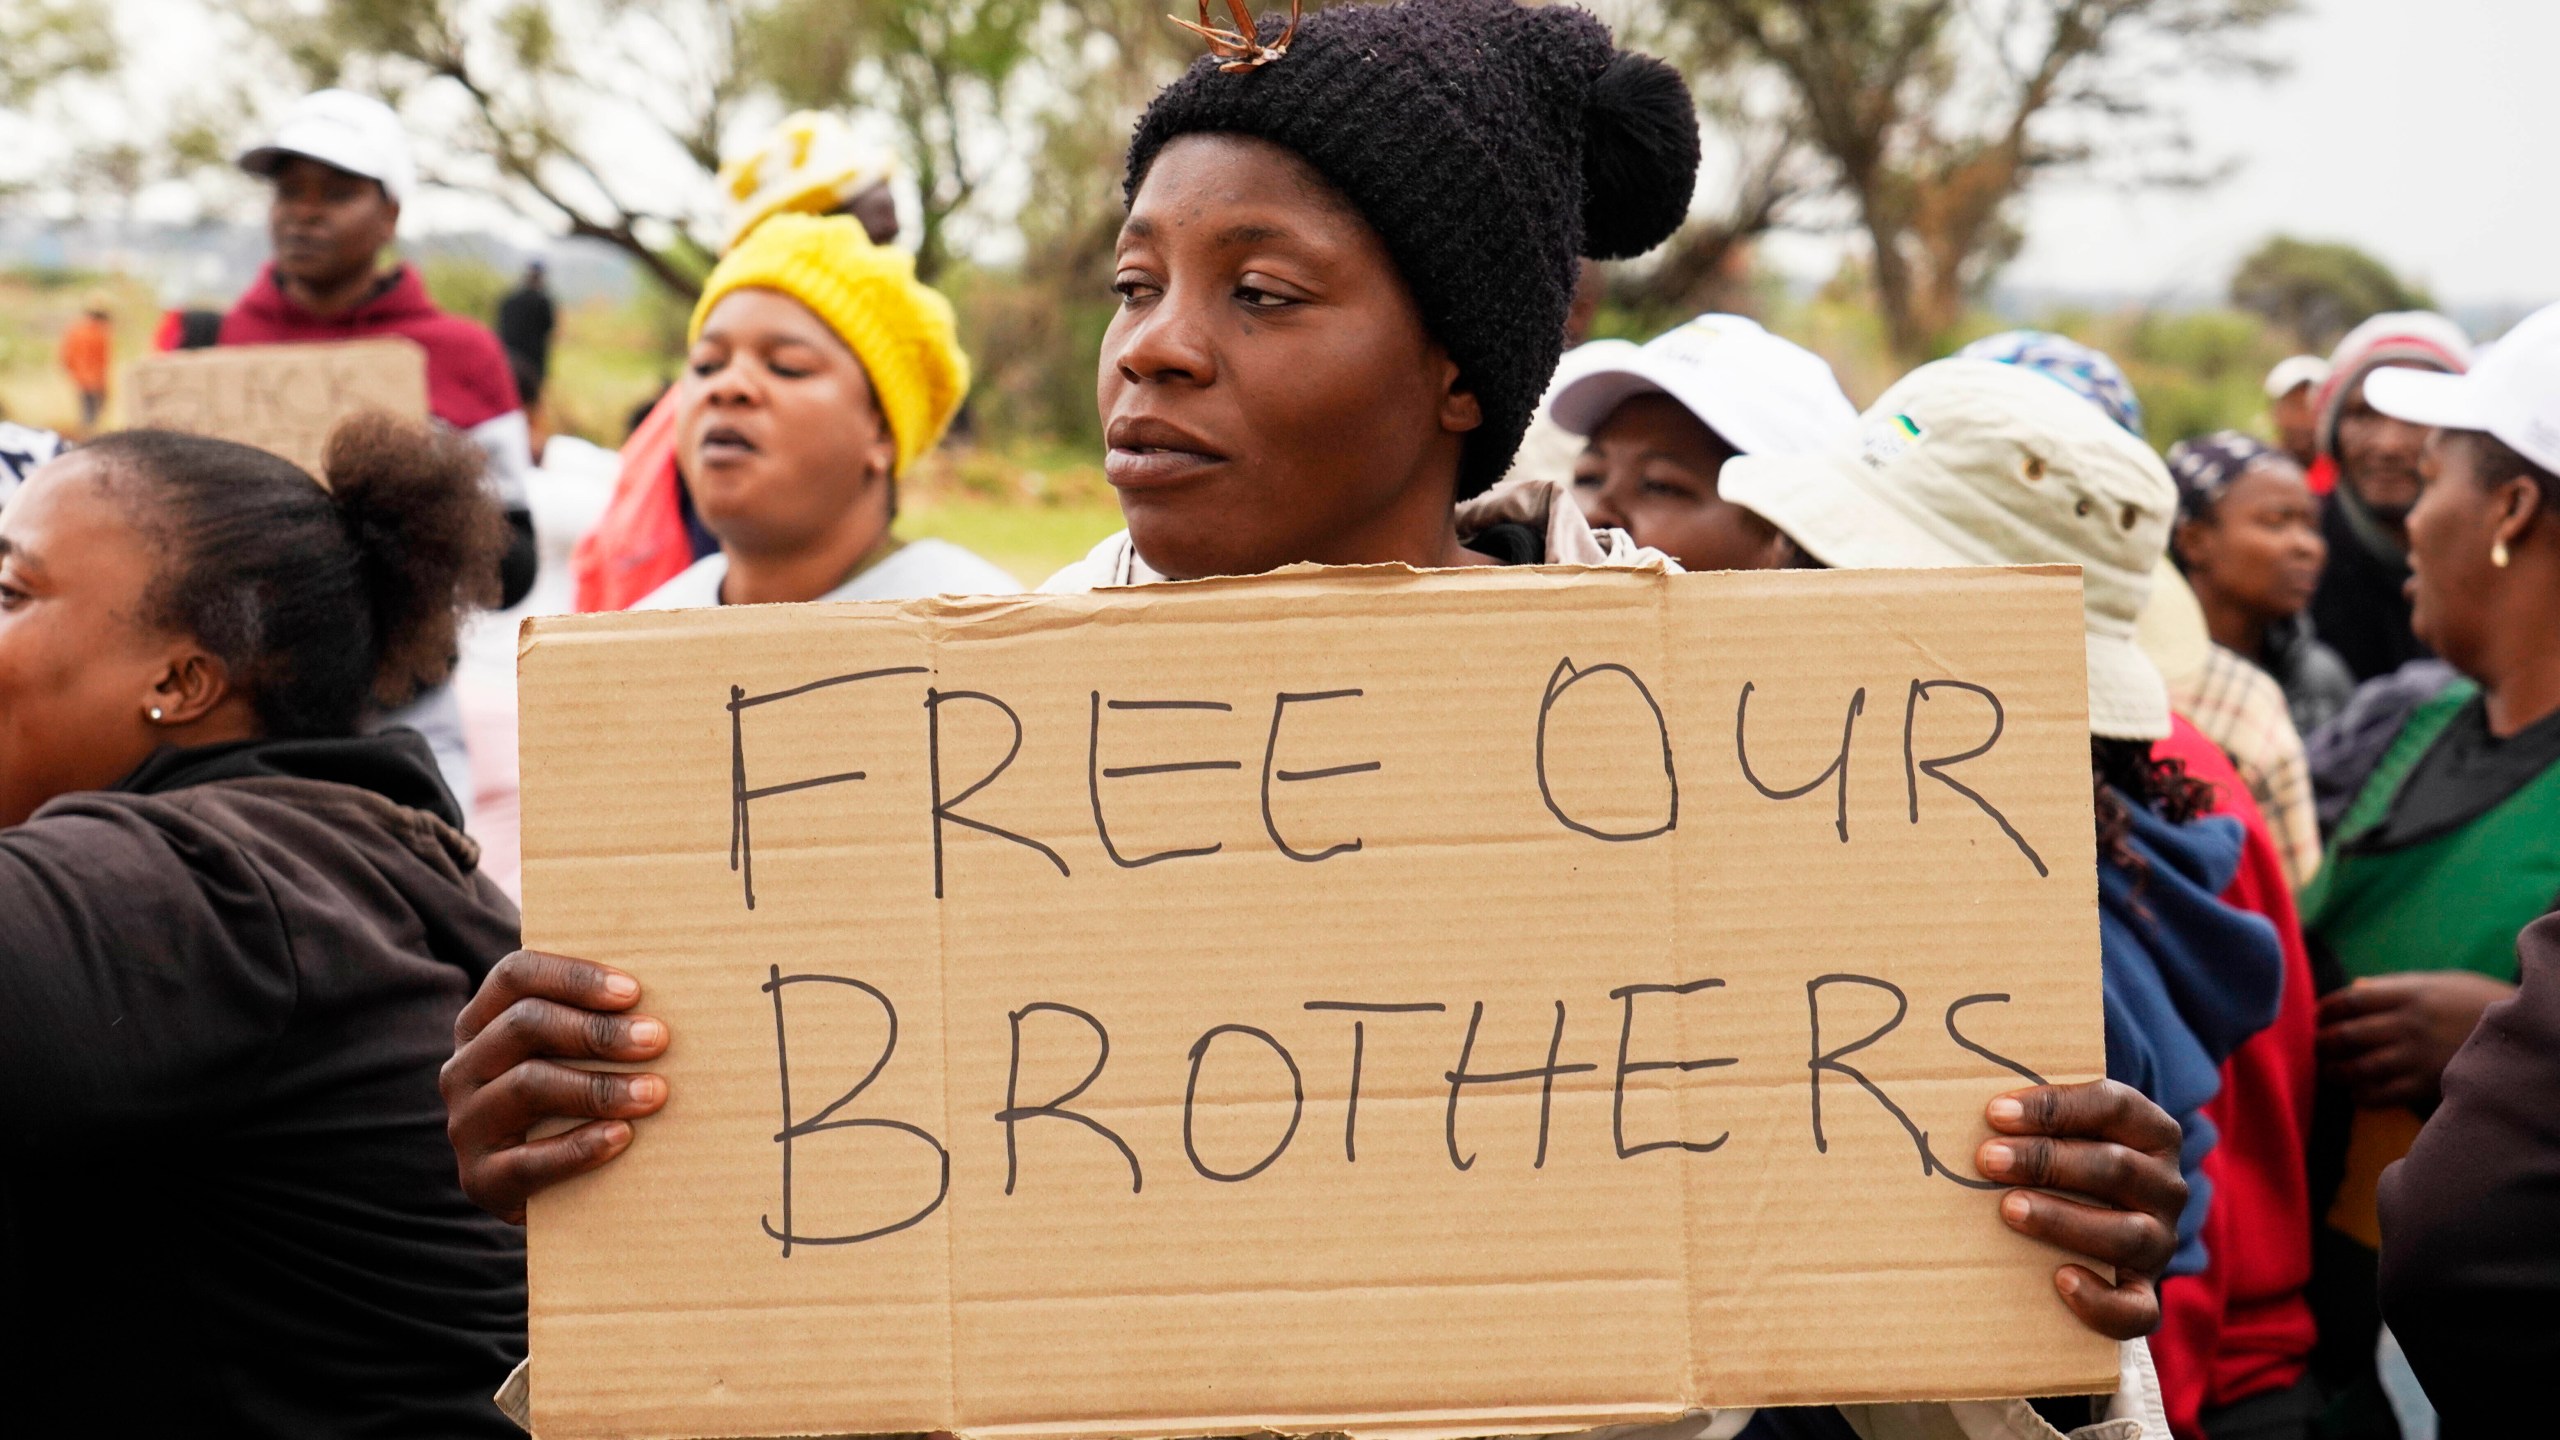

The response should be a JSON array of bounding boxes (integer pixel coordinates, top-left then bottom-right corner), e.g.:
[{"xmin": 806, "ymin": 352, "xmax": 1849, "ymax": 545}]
[{"xmin": 1125, "ymin": 0, "xmax": 1701, "ymax": 498}]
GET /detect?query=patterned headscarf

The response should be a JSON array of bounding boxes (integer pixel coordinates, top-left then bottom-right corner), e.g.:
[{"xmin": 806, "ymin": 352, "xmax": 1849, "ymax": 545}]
[
  {"xmin": 1957, "ymin": 329, "xmax": 2145, "ymax": 439},
  {"xmin": 2165, "ymin": 431, "xmax": 2280, "ymax": 523}
]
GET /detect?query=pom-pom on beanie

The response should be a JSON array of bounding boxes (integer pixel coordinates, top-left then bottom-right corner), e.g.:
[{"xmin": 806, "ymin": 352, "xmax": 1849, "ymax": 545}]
[
  {"xmin": 690, "ymin": 213, "xmax": 971, "ymax": 479},
  {"xmin": 1125, "ymin": 0, "xmax": 1702, "ymax": 498}
]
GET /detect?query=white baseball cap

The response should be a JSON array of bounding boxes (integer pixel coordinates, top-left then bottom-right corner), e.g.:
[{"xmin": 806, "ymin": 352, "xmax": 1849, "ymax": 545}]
[
  {"xmin": 239, "ymin": 89, "xmax": 415, "ymax": 206},
  {"xmin": 1548, "ymin": 313, "xmax": 1857, "ymax": 457},
  {"xmin": 2264, "ymin": 354, "xmax": 2329, "ymax": 400},
  {"xmin": 2364, "ymin": 300, "xmax": 2560, "ymax": 476},
  {"xmin": 1721, "ymin": 358, "xmax": 2180, "ymax": 740}
]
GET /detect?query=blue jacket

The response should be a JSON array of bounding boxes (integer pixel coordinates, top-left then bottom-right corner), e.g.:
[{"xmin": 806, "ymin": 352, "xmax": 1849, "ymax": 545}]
[{"xmin": 2097, "ymin": 797, "xmax": 2285, "ymax": 1275}]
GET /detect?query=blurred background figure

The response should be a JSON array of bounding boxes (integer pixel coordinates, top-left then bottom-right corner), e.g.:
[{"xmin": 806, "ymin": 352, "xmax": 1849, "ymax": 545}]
[
  {"xmin": 720, "ymin": 110, "xmax": 902, "ymax": 250},
  {"xmin": 2306, "ymin": 312, "xmax": 2475, "ymax": 684},
  {"xmin": 572, "ymin": 110, "xmax": 904, "ymax": 613},
  {"xmin": 495, "ymin": 260, "xmax": 555, "ymax": 409},
  {"xmin": 56, "ymin": 293, "xmax": 111, "ymax": 436},
  {"xmin": 225, "ymin": 86, "xmax": 539, "ymax": 812},
  {"xmin": 1545, "ymin": 312, "xmax": 1855, "ymax": 571},
  {"xmin": 2301, "ymin": 299, "xmax": 2560, "ymax": 1440},
  {"xmin": 1958, "ymin": 328, "xmax": 2148, "ymax": 437},
  {"xmin": 2266, "ymin": 355, "xmax": 2329, "ymax": 474},
  {"xmin": 633, "ymin": 213, "xmax": 1014, "ymax": 609},
  {"xmin": 2169, "ymin": 432, "xmax": 2354, "ymax": 738}
]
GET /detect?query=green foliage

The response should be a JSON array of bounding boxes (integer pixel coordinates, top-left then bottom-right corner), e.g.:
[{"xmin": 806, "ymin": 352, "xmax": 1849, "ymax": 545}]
[
  {"xmin": 0, "ymin": 0, "xmax": 113, "ymax": 106},
  {"xmin": 2116, "ymin": 308, "xmax": 2291, "ymax": 448},
  {"xmin": 1656, "ymin": 0, "xmax": 2296, "ymax": 362},
  {"xmin": 737, "ymin": 0, "xmax": 1044, "ymax": 280},
  {"xmin": 415, "ymin": 253, "xmax": 512, "ymax": 325},
  {"xmin": 2229, "ymin": 235, "xmax": 2433, "ymax": 352}
]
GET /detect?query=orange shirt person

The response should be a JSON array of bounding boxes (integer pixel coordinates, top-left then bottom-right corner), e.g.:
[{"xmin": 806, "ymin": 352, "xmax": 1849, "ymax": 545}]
[{"xmin": 57, "ymin": 303, "xmax": 111, "ymax": 434}]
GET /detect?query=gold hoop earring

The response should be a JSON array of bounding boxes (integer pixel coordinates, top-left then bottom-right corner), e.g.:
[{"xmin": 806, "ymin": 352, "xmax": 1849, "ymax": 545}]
[{"xmin": 2493, "ymin": 539, "xmax": 2512, "ymax": 569}]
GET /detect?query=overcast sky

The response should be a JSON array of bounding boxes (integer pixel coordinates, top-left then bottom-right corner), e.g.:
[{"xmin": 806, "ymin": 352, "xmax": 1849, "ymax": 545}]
[
  {"xmin": 70, "ymin": 0, "xmax": 2558, "ymax": 315},
  {"xmin": 1996, "ymin": 0, "xmax": 2551, "ymax": 308}
]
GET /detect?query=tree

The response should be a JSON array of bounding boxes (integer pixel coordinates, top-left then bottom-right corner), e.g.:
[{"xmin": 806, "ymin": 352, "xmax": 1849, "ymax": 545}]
[
  {"xmin": 213, "ymin": 0, "xmax": 1042, "ymax": 298},
  {"xmin": 1662, "ymin": 0, "xmax": 2296, "ymax": 363},
  {"xmin": 0, "ymin": 0, "xmax": 112, "ymax": 106},
  {"xmin": 742, "ymin": 0, "xmax": 1042, "ymax": 282},
  {"xmin": 237, "ymin": 0, "xmax": 748, "ymax": 299},
  {"xmin": 2229, "ymin": 235, "xmax": 2431, "ymax": 353}
]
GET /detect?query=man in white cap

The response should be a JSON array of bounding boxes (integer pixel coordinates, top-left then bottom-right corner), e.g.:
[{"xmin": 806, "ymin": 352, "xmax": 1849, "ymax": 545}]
[
  {"xmin": 1543, "ymin": 312, "xmax": 1857, "ymax": 571},
  {"xmin": 2263, "ymin": 354, "xmax": 2327, "ymax": 472},
  {"xmin": 223, "ymin": 88, "xmax": 539, "ymax": 812}
]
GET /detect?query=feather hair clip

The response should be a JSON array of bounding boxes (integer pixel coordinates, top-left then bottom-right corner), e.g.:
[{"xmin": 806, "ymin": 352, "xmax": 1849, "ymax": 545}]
[{"xmin": 1168, "ymin": 0, "xmax": 1301, "ymax": 73}]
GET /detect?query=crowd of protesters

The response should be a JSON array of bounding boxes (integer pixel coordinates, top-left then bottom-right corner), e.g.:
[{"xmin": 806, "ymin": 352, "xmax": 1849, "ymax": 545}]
[{"xmin": 0, "ymin": 1, "xmax": 2553, "ymax": 1437}]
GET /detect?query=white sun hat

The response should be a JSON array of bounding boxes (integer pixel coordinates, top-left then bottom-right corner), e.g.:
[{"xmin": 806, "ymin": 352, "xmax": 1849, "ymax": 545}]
[
  {"xmin": 1548, "ymin": 313, "xmax": 1857, "ymax": 456},
  {"xmin": 1720, "ymin": 357, "xmax": 2180, "ymax": 741},
  {"xmin": 238, "ymin": 89, "xmax": 416, "ymax": 205},
  {"xmin": 2364, "ymin": 299, "xmax": 2560, "ymax": 476}
]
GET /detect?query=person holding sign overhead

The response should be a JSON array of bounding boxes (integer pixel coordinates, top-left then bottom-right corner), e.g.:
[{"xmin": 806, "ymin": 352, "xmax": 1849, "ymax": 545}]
[
  {"xmin": 448, "ymin": 3, "xmax": 2190, "ymax": 1434},
  {"xmin": 0, "ymin": 419, "xmax": 526, "ymax": 1434}
]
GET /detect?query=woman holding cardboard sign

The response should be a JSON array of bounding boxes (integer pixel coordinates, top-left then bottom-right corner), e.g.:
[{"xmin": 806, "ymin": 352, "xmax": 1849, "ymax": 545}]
[
  {"xmin": 448, "ymin": 1, "xmax": 2189, "ymax": 1431},
  {"xmin": 0, "ymin": 419, "xmax": 526, "ymax": 1433}
]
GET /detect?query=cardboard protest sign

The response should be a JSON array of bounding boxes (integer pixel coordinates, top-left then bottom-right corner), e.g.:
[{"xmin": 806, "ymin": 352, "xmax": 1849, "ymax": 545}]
[
  {"xmin": 516, "ymin": 563, "xmax": 2115, "ymax": 1440},
  {"xmin": 123, "ymin": 337, "xmax": 429, "ymax": 476}
]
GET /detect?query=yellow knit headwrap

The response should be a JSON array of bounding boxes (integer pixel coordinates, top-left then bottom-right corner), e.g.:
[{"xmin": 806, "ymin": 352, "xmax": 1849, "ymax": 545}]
[{"xmin": 688, "ymin": 213, "xmax": 970, "ymax": 478}]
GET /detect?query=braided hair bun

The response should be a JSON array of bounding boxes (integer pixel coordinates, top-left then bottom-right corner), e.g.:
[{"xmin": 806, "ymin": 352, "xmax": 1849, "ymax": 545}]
[{"xmin": 322, "ymin": 414, "xmax": 506, "ymax": 713}]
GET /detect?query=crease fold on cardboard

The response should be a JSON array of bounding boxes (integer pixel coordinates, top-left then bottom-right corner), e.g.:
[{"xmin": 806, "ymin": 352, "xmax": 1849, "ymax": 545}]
[{"xmin": 517, "ymin": 563, "xmax": 2115, "ymax": 1440}]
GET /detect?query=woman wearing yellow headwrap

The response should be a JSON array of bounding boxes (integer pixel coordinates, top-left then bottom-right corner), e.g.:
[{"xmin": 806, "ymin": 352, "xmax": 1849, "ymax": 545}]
[{"xmin": 633, "ymin": 214, "xmax": 1018, "ymax": 608}]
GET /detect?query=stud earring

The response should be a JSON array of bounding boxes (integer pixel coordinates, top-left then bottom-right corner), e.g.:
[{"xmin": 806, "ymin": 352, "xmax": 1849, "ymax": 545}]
[
  {"xmin": 147, "ymin": 706, "xmax": 165, "ymax": 723},
  {"xmin": 2493, "ymin": 539, "xmax": 2512, "ymax": 569}
]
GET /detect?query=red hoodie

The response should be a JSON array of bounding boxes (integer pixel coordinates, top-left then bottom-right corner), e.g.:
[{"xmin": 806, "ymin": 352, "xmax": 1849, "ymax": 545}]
[
  {"xmin": 219, "ymin": 264, "xmax": 520, "ymax": 432},
  {"xmin": 2150, "ymin": 716, "xmax": 2319, "ymax": 1435}
]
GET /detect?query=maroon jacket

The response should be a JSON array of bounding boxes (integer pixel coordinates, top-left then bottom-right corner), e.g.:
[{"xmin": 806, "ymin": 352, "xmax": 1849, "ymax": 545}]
[{"xmin": 219, "ymin": 264, "xmax": 520, "ymax": 431}]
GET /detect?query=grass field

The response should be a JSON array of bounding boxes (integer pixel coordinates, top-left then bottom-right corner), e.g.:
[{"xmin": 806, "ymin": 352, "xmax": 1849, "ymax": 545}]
[{"xmin": 894, "ymin": 490, "xmax": 1124, "ymax": 587}]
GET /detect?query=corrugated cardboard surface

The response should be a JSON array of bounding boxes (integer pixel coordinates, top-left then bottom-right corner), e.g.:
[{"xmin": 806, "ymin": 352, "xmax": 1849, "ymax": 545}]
[
  {"xmin": 124, "ymin": 336, "xmax": 428, "ymax": 476},
  {"xmin": 518, "ymin": 564, "xmax": 2115, "ymax": 1440}
]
